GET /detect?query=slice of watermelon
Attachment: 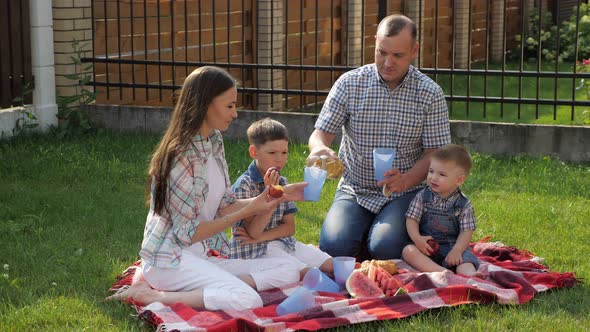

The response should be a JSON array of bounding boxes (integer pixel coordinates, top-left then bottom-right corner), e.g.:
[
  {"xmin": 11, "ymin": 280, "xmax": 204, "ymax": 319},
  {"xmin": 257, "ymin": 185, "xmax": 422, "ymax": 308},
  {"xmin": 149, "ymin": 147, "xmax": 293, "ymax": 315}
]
[
  {"xmin": 345, "ymin": 270, "xmax": 385, "ymax": 298},
  {"xmin": 368, "ymin": 263, "xmax": 408, "ymax": 297}
]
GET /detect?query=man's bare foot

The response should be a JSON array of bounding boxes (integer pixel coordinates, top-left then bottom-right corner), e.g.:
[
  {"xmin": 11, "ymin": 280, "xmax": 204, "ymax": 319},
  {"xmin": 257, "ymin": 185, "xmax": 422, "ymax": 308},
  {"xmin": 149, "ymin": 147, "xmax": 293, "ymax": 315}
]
[{"xmin": 105, "ymin": 281, "xmax": 163, "ymax": 305}]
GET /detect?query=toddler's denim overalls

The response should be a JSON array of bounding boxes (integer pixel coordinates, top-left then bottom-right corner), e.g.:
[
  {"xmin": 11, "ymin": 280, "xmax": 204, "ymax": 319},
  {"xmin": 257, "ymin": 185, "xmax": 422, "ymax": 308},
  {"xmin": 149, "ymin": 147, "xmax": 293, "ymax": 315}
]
[{"xmin": 419, "ymin": 187, "xmax": 479, "ymax": 270}]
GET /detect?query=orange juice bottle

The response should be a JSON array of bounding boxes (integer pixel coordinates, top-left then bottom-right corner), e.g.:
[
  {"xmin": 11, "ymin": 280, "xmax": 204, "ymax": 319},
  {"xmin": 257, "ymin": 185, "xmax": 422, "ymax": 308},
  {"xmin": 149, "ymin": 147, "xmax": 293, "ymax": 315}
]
[{"xmin": 305, "ymin": 155, "xmax": 344, "ymax": 180}]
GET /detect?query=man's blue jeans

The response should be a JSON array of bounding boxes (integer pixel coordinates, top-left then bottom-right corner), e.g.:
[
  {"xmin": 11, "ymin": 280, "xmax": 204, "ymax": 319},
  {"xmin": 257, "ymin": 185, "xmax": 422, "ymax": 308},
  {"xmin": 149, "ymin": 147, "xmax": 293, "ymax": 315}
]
[{"xmin": 319, "ymin": 188, "xmax": 419, "ymax": 259}]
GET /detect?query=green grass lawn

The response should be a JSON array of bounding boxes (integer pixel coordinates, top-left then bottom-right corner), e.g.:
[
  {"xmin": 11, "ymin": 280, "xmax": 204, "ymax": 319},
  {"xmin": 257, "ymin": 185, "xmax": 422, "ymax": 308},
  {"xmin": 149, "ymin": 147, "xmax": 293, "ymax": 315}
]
[
  {"xmin": 435, "ymin": 61, "xmax": 590, "ymax": 125},
  {"xmin": 0, "ymin": 131, "xmax": 589, "ymax": 331}
]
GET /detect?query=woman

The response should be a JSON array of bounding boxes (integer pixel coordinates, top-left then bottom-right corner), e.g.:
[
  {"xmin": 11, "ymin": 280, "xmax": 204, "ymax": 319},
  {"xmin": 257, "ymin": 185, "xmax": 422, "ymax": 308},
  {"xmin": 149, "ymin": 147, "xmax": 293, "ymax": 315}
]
[{"xmin": 107, "ymin": 66, "xmax": 306, "ymax": 311}]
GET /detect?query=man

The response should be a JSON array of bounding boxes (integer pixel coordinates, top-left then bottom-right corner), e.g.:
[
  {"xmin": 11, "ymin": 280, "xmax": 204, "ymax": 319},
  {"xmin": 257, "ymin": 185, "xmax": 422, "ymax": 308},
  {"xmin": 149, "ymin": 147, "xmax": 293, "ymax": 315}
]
[{"xmin": 307, "ymin": 14, "xmax": 451, "ymax": 260}]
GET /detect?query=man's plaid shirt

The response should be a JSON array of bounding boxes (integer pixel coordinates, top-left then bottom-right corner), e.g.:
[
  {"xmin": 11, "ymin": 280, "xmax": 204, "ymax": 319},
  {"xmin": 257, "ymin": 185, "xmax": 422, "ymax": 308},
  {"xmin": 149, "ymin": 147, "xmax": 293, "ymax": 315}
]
[
  {"xmin": 139, "ymin": 131, "xmax": 236, "ymax": 268},
  {"xmin": 229, "ymin": 161, "xmax": 298, "ymax": 259},
  {"xmin": 315, "ymin": 64, "xmax": 451, "ymax": 213}
]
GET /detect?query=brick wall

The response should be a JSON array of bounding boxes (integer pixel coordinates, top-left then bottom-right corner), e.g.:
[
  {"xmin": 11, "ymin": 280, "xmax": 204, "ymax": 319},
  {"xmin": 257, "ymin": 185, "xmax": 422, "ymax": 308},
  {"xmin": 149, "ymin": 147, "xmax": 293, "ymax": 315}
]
[{"xmin": 52, "ymin": 0, "xmax": 93, "ymax": 105}]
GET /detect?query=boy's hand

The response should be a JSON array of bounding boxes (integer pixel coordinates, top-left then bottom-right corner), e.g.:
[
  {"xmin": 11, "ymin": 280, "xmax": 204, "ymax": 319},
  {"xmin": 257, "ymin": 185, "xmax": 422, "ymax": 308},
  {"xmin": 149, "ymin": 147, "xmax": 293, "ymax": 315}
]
[
  {"xmin": 444, "ymin": 248, "xmax": 463, "ymax": 267},
  {"xmin": 416, "ymin": 236, "xmax": 435, "ymax": 256},
  {"xmin": 263, "ymin": 167, "xmax": 281, "ymax": 187},
  {"xmin": 233, "ymin": 227, "xmax": 260, "ymax": 245}
]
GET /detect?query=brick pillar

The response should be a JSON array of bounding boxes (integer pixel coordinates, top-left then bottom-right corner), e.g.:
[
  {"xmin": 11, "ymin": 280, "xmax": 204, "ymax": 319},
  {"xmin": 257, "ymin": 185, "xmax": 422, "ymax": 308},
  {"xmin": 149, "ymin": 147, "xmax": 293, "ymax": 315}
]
[
  {"xmin": 405, "ymin": 0, "xmax": 424, "ymax": 67},
  {"xmin": 490, "ymin": 1, "xmax": 506, "ymax": 62},
  {"xmin": 345, "ymin": 0, "xmax": 363, "ymax": 67},
  {"xmin": 257, "ymin": 0, "xmax": 284, "ymax": 111},
  {"xmin": 52, "ymin": 0, "xmax": 93, "ymax": 107},
  {"xmin": 453, "ymin": 0, "xmax": 470, "ymax": 68}
]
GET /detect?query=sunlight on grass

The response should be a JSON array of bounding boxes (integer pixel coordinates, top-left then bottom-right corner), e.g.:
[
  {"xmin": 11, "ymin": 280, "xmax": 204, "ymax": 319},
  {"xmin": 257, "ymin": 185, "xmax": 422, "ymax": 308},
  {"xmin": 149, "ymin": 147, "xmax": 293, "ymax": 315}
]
[
  {"xmin": 0, "ymin": 295, "xmax": 146, "ymax": 331},
  {"xmin": 0, "ymin": 132, "xmax": 588, "ymax": 331},
  {"xmin": 435, "ymin": 61, "xmax": 590, "ymax": 125}
]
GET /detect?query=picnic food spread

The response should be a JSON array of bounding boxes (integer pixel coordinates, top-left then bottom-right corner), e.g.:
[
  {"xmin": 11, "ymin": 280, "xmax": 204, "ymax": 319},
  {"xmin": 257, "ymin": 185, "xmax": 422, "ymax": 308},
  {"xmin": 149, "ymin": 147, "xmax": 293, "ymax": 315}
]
[
  {"xmin": 355, "ymin": 259, "xmax": 398, "ymax": 276},
  {"xmin": 346, "ymin": 260, "xmax": 406, "ymax": 298},
  {"xmin": 305, "ymin": 155, "xmax": 344, "ymax": 180},
  {"xmin": 345, "ymin": 270, "xmax": 385, "ymax": 298}
]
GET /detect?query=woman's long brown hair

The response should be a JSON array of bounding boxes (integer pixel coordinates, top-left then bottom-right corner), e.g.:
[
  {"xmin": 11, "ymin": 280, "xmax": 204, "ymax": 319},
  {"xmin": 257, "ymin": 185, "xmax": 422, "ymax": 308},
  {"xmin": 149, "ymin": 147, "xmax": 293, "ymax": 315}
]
[{"xmin": 147, "ymin": 66, "xmax": 236, "ymax": 214}]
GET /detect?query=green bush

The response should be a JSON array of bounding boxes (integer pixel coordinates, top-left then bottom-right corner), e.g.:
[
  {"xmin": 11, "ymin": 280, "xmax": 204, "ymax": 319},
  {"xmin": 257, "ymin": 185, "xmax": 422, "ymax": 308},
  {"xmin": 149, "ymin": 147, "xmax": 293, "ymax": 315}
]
[{"xmin": 514, "ymin": 3, "xmax": 590, "ymax": 62}]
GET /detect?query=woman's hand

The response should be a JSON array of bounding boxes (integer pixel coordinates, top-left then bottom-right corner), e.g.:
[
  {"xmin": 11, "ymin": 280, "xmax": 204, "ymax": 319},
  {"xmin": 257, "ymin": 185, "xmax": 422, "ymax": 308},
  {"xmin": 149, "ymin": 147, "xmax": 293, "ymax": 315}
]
[
  {"xmin": 281, "ymin": 182, "xmax": 308, "ymax": 201},
  {"xmin": 245, "ymin": 186, "xmax": 283, "ymax": 216}
]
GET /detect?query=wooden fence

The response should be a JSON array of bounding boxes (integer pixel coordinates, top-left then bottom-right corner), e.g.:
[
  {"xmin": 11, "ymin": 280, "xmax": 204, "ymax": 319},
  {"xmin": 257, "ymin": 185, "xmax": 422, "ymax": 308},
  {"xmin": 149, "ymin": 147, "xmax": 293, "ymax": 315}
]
[
  {"xmin": 90, "ymin": 0, "xmax": 528, "ymax": 109},
  {"xmin": 0, "ymin": 0, "xmax": 33, "ymax": 109}
]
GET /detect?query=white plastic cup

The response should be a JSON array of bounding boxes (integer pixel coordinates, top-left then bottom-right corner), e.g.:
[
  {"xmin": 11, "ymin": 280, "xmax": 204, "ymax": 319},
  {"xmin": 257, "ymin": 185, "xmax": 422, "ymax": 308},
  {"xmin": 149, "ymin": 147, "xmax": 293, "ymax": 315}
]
[
  {"xmin": 373, "ymin": 148, "xmax": 396, "ymax": 181},
  {"xmin": 302, "ymin": 267, "xmax": 340, "ymax": 293},
  {"xmin": 303, "ymin": 166, "xmax": 328, "ymax": 201},
  {"xmin": 276, "ymin": 287, "xmax": 315, "ymax": 316},
  {"xmin": 333, "ymin": 256, "xmax": 356, "ymax": 286}
]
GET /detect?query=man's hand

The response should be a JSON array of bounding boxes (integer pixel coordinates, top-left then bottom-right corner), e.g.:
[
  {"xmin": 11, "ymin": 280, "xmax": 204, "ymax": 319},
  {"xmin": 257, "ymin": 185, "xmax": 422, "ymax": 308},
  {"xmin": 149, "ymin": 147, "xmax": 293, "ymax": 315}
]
[
  {"xmin": 379, "ymin": 168, "xmax": 409, "ymax": 194},
  {"xmin": 307, "ymin": 146, "xmax": 338, "ymax": 159}
]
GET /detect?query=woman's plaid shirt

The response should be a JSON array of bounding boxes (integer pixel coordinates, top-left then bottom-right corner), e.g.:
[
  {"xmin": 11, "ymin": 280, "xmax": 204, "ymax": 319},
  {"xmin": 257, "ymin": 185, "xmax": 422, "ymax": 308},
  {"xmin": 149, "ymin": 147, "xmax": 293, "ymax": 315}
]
[{"xmin": 140, "ymin": 131, "xmax": 236, "ymax": 268}]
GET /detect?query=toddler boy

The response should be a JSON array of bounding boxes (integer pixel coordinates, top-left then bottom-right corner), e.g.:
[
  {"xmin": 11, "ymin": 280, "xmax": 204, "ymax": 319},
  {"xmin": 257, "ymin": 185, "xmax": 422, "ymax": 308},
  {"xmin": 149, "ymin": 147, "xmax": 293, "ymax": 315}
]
[{"xmin": 402, "ymin": 144, "xmax": 481, "ymax": 276}]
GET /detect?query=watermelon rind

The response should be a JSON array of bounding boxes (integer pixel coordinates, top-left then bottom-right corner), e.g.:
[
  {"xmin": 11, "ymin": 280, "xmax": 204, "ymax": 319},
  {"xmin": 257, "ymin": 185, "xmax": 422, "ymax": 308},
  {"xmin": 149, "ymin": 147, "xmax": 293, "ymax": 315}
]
[
  {"xmin": 345, "ymin": 271, "xmax": 385, "ymax": 298},
  {"xmin": 394, "ymin": 287, "xmax": 408, "ymax": 296}
]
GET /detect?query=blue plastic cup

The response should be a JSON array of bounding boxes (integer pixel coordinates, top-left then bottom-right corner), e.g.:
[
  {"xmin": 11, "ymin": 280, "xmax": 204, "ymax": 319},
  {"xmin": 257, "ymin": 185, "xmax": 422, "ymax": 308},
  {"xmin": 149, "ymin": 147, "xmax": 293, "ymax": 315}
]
[
  {"xmin": 303, "ymin": 166, "xmax": 328, "ymax": 201},
  {"xmin": 276, "ymin": 287, "xmax": 315, "ymax": 316},
  {"xmin": 373, "ymin": 148, "xmax": 396, "ymax": 181},
  {"xmin": 333, "ymin": 256, "xmax": 356, "ymax": 286},
  {"xmin": 302, "ymin": 267, "xmax": 340, "ymax": 293}
]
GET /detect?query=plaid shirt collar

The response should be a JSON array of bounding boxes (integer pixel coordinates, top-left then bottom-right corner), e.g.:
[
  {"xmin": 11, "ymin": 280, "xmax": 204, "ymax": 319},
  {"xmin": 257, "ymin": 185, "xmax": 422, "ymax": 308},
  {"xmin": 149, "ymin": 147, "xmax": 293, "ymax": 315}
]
[
  {"xmin": 373, "ymin": 64, "xmax": 416, "ymax": 91},
  {"xmin": 429, "ymin": 186, "xmax": 462, "ymax": 203},
  {"xmin": 190, "ymin": 130, "xmax": 223, "ymax": 160},
  {"xmin": 245, "ymin": 160, "xmax": 264, "ymax": 183}
]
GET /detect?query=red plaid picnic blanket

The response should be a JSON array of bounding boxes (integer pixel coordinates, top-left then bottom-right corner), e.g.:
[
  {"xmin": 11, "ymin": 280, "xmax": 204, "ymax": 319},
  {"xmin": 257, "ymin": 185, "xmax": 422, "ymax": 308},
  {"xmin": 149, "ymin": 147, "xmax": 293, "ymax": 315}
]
[{"xmin": 109, "ymin": 237, "xmax": 579, "ymax": 331}]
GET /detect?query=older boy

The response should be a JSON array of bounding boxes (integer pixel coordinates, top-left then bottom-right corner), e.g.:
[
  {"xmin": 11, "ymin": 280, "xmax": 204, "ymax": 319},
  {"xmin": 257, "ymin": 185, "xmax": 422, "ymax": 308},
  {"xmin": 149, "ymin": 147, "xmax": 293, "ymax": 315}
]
[{"xmin": 229, "ymin": 118, "xmax": 333, "ymax": 277}]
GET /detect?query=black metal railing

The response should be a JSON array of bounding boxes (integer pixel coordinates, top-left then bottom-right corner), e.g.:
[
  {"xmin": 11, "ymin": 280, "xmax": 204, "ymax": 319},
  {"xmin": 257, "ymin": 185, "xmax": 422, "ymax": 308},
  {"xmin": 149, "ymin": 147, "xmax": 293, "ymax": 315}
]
[{"xmin": 83, "ymin": 0, "xmax": 590, "ymax": 124}]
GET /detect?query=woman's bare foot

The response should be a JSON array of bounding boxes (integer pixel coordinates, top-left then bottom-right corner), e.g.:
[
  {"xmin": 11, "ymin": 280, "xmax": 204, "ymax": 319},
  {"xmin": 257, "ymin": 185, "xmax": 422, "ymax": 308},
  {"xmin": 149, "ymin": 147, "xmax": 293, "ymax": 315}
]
[
  {"xmin": 105, "ymin": 281, "xmax": 164, "ymax": 305},
  {"xmin": 468, "ymin": 271, "xmax": 486, "ymax": 279}
]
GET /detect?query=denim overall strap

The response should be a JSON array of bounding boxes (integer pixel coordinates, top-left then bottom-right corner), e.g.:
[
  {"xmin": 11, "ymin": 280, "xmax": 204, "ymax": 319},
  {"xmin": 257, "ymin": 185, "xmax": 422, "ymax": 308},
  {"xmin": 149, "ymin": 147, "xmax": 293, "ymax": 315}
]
[{"xmin": 419, "ymin": 187, "xmax": 462, "ymax": 245}]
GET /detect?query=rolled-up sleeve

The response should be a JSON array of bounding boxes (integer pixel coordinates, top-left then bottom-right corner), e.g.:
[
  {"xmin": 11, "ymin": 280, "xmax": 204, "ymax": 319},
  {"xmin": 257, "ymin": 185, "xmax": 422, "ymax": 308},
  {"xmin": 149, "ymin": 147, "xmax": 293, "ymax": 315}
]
[{"xmin": 167, "ymin": 155, "xmax": 201, "ymax": 246}]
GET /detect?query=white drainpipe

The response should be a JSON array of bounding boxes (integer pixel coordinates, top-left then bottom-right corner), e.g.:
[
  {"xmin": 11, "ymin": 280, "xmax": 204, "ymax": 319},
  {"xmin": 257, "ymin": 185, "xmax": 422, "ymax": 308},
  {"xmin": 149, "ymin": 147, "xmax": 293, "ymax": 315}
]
[{"xmin": 29, "ymin": 0, "xmax": 58, "ymax": 131}]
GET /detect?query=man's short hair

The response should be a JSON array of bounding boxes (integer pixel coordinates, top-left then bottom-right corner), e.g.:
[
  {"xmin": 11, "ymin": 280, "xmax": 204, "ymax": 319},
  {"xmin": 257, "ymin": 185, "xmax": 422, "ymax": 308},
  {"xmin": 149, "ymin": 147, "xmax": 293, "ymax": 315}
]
[
  {"xmin": 377, "ymin": 14, "xmax": 417, "ymax": 40},
  {"xmin": 431, "ymin": 144, "xmax": 473, "ymax": 175},
  {"xmin": 246, "ymin": 118, "xmax": 289, "ymax": 147}
]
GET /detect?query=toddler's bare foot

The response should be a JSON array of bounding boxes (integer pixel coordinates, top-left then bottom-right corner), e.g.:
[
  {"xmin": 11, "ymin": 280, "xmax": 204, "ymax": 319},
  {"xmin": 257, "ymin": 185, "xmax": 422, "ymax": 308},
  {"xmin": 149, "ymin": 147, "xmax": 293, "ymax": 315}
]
[{"xmin": 105, "ymin": 281, "xmax": 163, "ymax": 305}]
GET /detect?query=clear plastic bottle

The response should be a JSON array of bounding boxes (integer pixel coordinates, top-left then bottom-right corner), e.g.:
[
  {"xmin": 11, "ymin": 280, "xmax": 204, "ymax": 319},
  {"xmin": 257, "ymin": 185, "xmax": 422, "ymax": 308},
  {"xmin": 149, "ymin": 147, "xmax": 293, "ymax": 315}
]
[{"xmin": 305, "ymin": 155, "xmax": 344, "ymax": 180}]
